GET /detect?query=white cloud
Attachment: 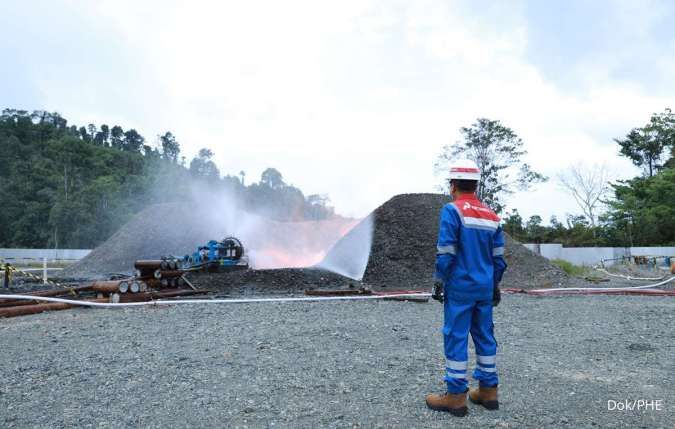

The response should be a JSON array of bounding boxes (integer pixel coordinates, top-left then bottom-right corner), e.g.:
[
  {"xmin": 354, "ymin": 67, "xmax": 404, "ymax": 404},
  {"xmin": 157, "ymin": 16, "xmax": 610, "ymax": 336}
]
[{"xmin": 10, "ymin": 0, "xmax": 674, "ymax": 220}]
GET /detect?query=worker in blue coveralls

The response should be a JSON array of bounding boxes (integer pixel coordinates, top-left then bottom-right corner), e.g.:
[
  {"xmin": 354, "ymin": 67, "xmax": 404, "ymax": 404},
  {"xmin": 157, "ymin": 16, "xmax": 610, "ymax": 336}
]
[{"xmin": 425, "ymin": 159, "xmax": 507, "ymax": 417}]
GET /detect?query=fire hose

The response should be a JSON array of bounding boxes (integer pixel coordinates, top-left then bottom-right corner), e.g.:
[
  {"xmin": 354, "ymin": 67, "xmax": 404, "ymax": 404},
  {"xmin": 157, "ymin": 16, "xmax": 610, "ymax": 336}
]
[
  {"xmin": 0, "ymin": 275, "xmax": 673, "ymax": 309},
  {"xmin": 0, "ymin": 292, "xmax": 431, "ymax": 307},
  {"xmin": 527, "ymin": 275, "xmax": 675, "ymax": 293},
  {"xmin": 593, "ymin": 267, "xmax": 665, "ymax": 282}
]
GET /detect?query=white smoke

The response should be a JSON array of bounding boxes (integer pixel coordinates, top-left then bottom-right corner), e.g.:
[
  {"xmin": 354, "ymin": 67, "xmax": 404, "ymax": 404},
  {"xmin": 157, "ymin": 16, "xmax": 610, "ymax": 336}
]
[{"xmin": 176, "ymin": 181, "xmax": 373, "ymax": 279}]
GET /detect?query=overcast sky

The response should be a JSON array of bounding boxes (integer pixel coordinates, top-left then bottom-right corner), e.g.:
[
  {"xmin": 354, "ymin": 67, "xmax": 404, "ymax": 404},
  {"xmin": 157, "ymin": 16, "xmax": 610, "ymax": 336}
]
[{"xmin": 2, "ymin": 0, "xmax": 674, "ymax": 220}]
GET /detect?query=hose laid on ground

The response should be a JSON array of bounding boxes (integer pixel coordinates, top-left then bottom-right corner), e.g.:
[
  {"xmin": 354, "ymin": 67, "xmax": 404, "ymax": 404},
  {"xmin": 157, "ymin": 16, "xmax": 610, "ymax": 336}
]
[
  {"xmin": 0, "ymin": 292, "xmax": 431, "ymax": 308},
  {"xmin": 2, "ymin": 276, "xmax": 675, "ymax": 310},
  {"xmin": 529, "ymin": 275, "xmax": 675, "ymax": 293},
  {"xmin": 594, "ymin": 267, "xmax": 665, "ymax": 281}
]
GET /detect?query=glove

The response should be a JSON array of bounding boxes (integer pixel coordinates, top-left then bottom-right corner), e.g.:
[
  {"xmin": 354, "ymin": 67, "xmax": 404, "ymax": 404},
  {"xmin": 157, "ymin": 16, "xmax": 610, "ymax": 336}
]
[
  {"xmin": 432, "ymin": 281, "xmax": 444, "ymax": 303},
  {"xmin": 492, "ymin": 285, "xmax": 501, "ymax": 307}
]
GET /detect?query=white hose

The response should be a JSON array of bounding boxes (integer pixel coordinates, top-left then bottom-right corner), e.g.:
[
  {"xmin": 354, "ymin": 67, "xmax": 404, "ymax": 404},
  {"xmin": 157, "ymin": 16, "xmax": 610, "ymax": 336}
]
[
  {"xmin": 2, "ymin": 276, "xmax": 674, "ymax": 309},
  {"xmin": 0, "ymin": 292, "xmax": 431, "ymax": 308},
  {"xmin": 531, "ymin": 276, "xmax": 675, "ymax": 293},
  {"xmin": 594, "ymin": 267, "xmax": 665, "ymax": 281}
]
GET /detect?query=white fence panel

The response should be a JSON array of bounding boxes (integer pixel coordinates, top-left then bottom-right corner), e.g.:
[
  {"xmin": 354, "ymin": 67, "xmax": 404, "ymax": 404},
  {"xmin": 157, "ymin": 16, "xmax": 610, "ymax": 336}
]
[
  {"xmin": 0, "ymin": 248, "xmax": 91, "ymax": 262},
  {"xmin": 524, "ymin": 245, "xmax": 675, "ymax": 266}
]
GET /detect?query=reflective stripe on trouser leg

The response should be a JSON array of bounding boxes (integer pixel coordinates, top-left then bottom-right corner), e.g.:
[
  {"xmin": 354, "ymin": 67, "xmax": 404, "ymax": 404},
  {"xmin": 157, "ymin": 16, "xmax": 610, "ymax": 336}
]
[
  {"xmin": 470, "ymin": 300, "xmax": 499, "ymax": 387},
  {"xmin": 443, "ymin": 299, "xmax": 474, "ymax": 393}
]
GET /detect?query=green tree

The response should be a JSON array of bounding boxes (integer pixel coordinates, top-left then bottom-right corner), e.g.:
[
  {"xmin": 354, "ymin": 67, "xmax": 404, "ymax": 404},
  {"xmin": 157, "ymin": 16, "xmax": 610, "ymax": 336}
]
[
  {"xmin": 436, "ymin": 118, "xmax": 547, "ymax": 212},
  {"xmin": 189, "ymin": 148, "xmax": 221, "ymax": 180},
  {"xmin": 614, "ymin": 108, "xmax": 675, "ymax": 177},
  {"xmin": 260, "ymin": 167, "xmax": 285, "ymax": 189},
  {"xmin": 160, "ymin": 131, "xmax": 180, "ymax": 162},
  {"xmin": 110, "ymin": 125, "xmax": 124, "ymax": 150},
  {"xmin": 604, "ymin": 167, "xmax": 675, "ymax": 246},
  {"xmin": 87, "ymin": 124, "xmax": 97, "ymax": 143},
  {"xmin": 524, "ymin": 215, "xmax": 545, "ymax": 242},
  {"xmin": 502, "ymin": 209, "xmax": 525, "ymax": 240},
  {"xmin": 95, "ymin": 124, "xmax": 109, "ymax": 146},
  {"xmin": 123, "ymin": 129, "xmax": 144, "ymax": 153}
]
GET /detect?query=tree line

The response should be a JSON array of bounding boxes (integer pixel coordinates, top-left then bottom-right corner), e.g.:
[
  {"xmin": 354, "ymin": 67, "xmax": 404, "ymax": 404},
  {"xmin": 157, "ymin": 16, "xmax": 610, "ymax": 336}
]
[
  {"xmin": 0, "ymin": 109, "xmax": 335, "ymax": 249},
  {"xmin": 437, "ymin": 109, "xmax": 675, "ymax": 247}
]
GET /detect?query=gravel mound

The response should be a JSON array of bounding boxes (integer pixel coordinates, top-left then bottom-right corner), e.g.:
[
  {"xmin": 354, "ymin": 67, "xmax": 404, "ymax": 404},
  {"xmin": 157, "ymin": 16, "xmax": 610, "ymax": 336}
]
[
  {"xmin": 501, "ymin": 234, "xmax": 575, "ymax": 288},
  {"xmin": 189, "ymin": 268, "xmax": 359, "ymax": 295},
  {"xmin": 321, "ymin": 193, "xmax": 574, "ymax": 289}
]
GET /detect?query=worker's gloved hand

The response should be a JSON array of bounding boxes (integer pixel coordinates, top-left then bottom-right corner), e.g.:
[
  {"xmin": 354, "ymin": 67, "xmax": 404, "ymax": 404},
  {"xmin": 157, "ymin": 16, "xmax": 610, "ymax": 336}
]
[
  {"xmin": 492, "ymin": 285, "xmax": 501, "ymax": 307},
  {"xmin": 432, "ymin": 281, "xmax": 444, "ymax": 303}
]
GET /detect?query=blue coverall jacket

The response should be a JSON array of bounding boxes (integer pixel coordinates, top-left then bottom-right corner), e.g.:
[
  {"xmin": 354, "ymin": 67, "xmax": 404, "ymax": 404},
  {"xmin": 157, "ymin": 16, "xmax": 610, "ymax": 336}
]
[{"xmin": 435, "ymin": 194, "xmax": 507, "ymax": 300}]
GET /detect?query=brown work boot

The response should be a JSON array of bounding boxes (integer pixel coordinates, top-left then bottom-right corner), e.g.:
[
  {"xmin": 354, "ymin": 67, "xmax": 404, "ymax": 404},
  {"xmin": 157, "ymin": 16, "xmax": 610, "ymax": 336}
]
[
  {"xmin": 469, "ymin": 385, "xmax": 499, "ymax": 410},
  {"xmin": 425, "ymin": 391, "xmax": 468, "ymax": 416}
]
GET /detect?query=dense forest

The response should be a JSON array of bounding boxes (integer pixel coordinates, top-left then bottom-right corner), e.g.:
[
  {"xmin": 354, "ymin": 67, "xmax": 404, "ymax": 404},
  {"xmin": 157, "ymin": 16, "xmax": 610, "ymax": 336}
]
[
  {"xmin": 1, "ymin": 108, "xmax": 673, "ymax": 250},
  {"xmin": 0, "ymin": 109, "xmax": 335, "ymax": 249}
]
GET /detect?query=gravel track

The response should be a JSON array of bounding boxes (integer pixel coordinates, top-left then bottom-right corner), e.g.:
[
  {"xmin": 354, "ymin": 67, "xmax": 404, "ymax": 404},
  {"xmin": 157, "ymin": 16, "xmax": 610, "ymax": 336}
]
[{"xmin": 1, "ymin": 295, "xmax": 672, "ymax": 428}]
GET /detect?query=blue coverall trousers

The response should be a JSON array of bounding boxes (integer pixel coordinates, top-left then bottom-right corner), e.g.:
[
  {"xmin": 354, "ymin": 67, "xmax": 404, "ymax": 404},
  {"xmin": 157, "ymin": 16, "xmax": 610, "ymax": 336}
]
[{"xmin": 443, "ymin": 298, "xmax": 499, "ymax": 393}]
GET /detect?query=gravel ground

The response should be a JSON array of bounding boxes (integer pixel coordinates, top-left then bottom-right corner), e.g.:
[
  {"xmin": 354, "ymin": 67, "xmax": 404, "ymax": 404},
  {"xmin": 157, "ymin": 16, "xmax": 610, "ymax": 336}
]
[{"xmin": 1, "ymin": 294, "xmax": 672, "ymax": 428}]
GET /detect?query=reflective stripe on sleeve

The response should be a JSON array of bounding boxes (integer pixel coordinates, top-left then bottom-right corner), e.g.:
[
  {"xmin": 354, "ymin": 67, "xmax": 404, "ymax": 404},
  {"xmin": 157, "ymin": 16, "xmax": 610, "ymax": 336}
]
[
  {"xmin": 445, "ymin": 371, "xmax": 468, "ymax": 379},
  {"xmin": 437, "ymin": 245, "xmax": 456, "ymax": 255},
  {"xmin": 492, "ymin": 247, "xmax": 505, "ymax": 256}
]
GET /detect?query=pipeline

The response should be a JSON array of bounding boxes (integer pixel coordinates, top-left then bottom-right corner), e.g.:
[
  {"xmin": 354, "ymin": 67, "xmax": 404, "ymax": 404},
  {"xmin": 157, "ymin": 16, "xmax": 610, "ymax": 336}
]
[
  {"xmin": 594, "ymin": 267, "xmax": 665, "ymax": 282},
  {"xmin": 529, "ymin": 275, "xmax": 675, "ymax": 293},
  {"xmin": 503, "ymin": 288, "xmax": 675, "ymax": 297},
  {"xmin": 0, "ymin": 292, "xmax": 432, "ymax": 308},
  {"xmin": 1, "ymin": 277, "xmax": 674, "ymax": 311}
]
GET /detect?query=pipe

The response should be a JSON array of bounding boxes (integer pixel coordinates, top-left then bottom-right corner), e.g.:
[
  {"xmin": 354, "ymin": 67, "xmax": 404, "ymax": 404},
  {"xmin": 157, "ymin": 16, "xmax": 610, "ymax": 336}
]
[
  {"xmin": 0, "ymin": 277, "xmax": 672, "ymax": 313},
  {"xmin": 507, "ymin": 288, "xmax": 675, "ymax": 297},
  {"xmin": 305, "ymin": 288, "xmax": 372, "ymax": 296},
  {"xmin": 530, "ymin": 275, "xmax": 675, "ymax": 292},
  {"xmin": 153, "ymin": 270, "xmax": 183, "ymax": 279},
  {"xmin": 594, "ymin": 267, "xmax": 665, "ymax": 281},
  {"xmin": 0, "ymin": 293, "xmax": 432, "ymax": 308},
  {"xmin": 0, "ymin": 298, "xmax": 48, "ymax": 308},
  {"xmin": 135, "ymin": 268, "xmax": 156, "ymax": 279},
  {"xmin": 90, "ymin": 280, "xmax": 125, "ymax": 294},
  {"xmin": 118, "ymin": 289, "xmax": 207, "ymax": 303},
  {"xmin": 0, "ymin": 297, "xmax": 108, "ymax": 318},
  {"xmin": 134, "ymin": 260, "xmax": 162, "ymax": 270},
  {"xmin": 0, "ymin": 285, "xmax": 92, "ymax": 304}
]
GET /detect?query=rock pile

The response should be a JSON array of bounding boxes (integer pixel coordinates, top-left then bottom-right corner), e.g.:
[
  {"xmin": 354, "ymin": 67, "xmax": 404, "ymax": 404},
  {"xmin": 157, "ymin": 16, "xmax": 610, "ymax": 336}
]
[{"xmin": 320, "ymin": 193, "xmax": 573, "ymax": 289}]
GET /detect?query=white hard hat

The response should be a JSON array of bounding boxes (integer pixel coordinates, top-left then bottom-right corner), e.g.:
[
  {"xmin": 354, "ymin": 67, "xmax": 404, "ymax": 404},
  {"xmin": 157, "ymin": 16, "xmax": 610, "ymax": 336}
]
[{"xmin": 448, "ymin": 159, "xmax": 480, "ymax": 181}]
